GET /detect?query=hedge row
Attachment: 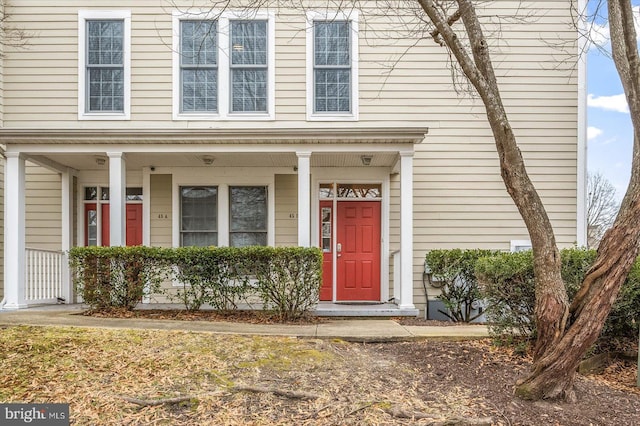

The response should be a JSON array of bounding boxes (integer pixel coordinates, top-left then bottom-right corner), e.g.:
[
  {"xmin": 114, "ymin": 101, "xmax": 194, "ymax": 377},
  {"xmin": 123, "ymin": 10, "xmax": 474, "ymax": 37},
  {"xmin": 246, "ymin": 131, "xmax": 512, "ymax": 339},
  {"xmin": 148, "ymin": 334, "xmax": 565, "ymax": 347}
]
[
  {"xmin": 69, "ymin": 246, "xmax": 323, "ymax": 320},
  {"xmin": 426, "ymin": 248, "xmax": 640, "ymax": 345}
]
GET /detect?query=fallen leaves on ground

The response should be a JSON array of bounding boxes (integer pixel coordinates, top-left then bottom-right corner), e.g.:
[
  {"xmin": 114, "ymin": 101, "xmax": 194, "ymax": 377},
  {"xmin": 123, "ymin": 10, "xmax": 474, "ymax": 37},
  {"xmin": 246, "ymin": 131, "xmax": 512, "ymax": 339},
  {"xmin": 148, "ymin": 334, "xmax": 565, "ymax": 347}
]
[{"xmin": 0, "ymin": 325, "xmax": 638, "ymax": 425}]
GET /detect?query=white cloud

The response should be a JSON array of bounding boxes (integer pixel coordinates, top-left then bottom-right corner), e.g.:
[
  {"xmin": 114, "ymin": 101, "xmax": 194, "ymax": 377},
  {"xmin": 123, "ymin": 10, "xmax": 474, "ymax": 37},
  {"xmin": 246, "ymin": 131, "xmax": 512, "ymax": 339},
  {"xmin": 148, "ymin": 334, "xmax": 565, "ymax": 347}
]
[
  {"xmin": 588, "ymin": 21, "xmax": 610, "ymax": 49},
  {"xmin": 587, "ymin": 126, "xmax": 603, "ymax": 140},
  {"xmin": 586, "ymin": 6, "xmax": 640, "ymax": 50},
  {"xmin": 587, "ymin": 93, "xmax": 629, "ymax": 113}
]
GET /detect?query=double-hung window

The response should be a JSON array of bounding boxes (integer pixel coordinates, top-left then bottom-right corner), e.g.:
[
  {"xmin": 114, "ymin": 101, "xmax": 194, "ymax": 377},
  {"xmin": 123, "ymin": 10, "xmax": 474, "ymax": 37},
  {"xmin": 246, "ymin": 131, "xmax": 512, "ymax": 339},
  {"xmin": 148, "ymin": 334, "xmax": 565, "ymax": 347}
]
[
  {"xmin": 314, "ymin": 21, "xmax": 351, "ymax": 113},
  {"xmin": 180, "ymin": 20, "xmax": 218, "ymax": 113},
  {"xmin": 173, "ymin": 11, "xmax": 274, "ymax": 120},
  {"xmin": 78, "ymin": 11, "xmax": 131, "ymax": 120},
  {"xmin": 230, "ymin": 20, "xmax": 268, "ymax": 113},
  {"xmin": 306, "ymin": 12, "xmax": 358, "ymax": 121},
  {"xmin": 180, "ymin": 186, "xmax": 218, "ymax": 246},
  {"xmin": 229, "ymin": 186, "xmax": 268, "ymax": 247}
]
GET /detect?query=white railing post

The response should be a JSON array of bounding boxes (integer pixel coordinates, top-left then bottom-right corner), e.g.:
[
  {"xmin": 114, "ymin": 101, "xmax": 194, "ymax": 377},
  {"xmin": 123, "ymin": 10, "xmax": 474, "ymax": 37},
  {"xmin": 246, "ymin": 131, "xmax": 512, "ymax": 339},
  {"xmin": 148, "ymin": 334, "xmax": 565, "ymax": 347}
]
[
  {"xmin": 24, "ymin": 248, "xmax": 65, "ymax": 305},
  {"xmin": 61, "ymin": 168, "xmax": 74, "ymax": 303}
]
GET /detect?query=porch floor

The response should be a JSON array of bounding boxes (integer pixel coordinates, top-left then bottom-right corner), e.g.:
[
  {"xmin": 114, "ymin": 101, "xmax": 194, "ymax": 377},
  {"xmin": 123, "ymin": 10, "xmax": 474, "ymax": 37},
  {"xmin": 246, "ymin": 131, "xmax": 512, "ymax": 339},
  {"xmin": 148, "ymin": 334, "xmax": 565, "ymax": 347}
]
[
  {"xmin": 314, "ymin": 302, "xmax": 419, "ymax": 317},
  {"xmin": 6, "ymin": 302, "xmax": 419, "ymax": 318}
]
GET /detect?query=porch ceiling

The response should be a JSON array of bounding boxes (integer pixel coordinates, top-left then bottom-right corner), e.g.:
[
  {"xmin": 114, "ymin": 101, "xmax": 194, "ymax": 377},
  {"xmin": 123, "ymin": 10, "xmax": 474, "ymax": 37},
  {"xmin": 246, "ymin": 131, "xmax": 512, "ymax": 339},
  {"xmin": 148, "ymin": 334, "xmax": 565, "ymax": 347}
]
[{"xmin": 29, "ymin": 152, "xmax": 402, "ymax": 171}]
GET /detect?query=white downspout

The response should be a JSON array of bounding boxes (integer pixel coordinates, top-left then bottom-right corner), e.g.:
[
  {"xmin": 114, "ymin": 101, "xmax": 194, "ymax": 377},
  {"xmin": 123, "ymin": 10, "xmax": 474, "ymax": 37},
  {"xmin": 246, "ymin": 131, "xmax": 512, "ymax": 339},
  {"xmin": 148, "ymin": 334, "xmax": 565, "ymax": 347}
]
[{"xmin": 576, "ymin": 0, "xmax": 588, "ymax": 247}]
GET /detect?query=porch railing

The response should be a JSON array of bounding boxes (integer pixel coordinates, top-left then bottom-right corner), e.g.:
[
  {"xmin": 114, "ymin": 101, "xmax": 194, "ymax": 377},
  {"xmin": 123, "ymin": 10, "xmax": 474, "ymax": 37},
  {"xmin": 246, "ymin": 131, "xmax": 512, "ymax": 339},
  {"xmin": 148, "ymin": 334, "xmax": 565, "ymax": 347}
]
[{"xmin": 25, "ymin": 248, "xmax": 65, "ymax": 304}]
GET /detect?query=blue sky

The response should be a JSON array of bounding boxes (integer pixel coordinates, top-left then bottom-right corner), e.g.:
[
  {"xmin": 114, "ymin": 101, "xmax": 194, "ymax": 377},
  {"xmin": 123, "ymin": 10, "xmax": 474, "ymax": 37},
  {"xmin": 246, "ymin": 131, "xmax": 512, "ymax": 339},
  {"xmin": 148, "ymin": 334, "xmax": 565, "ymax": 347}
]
[{"xmin": 586, "ymin": 2, "xmax": 639, "ymax": 198}]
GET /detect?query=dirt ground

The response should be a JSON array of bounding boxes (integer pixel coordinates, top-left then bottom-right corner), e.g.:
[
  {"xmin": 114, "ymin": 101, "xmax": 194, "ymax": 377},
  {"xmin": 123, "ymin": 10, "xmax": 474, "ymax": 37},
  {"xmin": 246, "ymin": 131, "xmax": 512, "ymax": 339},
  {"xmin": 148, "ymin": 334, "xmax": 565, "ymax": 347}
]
[
  {"xmin": 1, "ymin": 321, "xmax": 639, "ymax": 425},
  {"xmin": 67, "ymin": 311, "xmax": 640, "ymax": 425}
]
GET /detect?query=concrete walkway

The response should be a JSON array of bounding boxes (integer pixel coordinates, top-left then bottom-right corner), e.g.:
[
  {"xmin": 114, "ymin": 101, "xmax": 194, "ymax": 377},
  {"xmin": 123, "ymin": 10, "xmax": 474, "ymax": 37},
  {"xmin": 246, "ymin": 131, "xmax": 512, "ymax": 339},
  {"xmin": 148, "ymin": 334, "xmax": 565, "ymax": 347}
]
[{"xmin": 0, "ymin": 305, "xmax": 489, "ymax": 342}]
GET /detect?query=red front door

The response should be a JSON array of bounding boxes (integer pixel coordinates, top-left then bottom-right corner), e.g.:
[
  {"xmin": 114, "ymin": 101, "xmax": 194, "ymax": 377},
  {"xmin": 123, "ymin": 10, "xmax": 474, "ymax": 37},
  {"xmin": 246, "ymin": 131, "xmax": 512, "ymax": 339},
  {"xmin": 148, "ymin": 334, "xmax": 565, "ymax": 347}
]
[
  {"xmin": 336, "ymin": 201, "xmax": 381, "ymax": 301},
  {"xmin": 85, "ymin": 203, "xmax": 142, "ymax": 246}
]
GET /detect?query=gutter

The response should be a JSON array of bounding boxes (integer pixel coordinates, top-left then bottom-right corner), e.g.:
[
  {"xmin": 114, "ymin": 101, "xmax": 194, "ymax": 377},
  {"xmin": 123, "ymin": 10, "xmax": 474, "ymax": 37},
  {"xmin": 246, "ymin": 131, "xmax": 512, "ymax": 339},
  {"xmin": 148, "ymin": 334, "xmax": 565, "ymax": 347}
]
[{"xmin": 0, "ymin": 127, "xmax": 429, "ymax": 145}]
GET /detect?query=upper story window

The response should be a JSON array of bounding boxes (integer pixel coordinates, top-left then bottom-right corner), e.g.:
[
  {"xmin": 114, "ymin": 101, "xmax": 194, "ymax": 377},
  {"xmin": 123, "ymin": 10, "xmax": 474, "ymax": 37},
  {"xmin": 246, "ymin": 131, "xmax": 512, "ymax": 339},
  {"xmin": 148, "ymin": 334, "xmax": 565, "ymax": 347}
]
[
  {"xmin": 230, "ymin": 20, "xmax": 268, "ymax": 113},
  {"xmin": 306, "ymin": 11, "xmax": 359, "ymax": 121},
  {"xmin": 173, "ymin": 11, "xmax": 275, "ymax": 120},
  {"xmin": 180, "ymin": 20, "xmax": 218, "ymax": 113},
  {"xmin": 78, "ymin": 10, "xmax": 131, "ymax": 120},
  {"xmin": 314, "ymin": 21, "xmax": 351, "ymax": 113}
]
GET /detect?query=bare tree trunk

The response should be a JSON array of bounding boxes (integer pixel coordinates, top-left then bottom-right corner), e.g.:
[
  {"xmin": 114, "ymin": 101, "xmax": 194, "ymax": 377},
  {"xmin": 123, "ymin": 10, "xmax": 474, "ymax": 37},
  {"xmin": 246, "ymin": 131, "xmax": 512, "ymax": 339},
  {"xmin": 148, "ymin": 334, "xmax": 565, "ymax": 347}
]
[
  {"xmin": 417, "ymin": 0, "xmax": 640, "ymax": 400},
  {"xmin": 515, "ymin": 0, "xmax": 640, "ymax": 400},
  {"xmin": 417, "ymin": 0, "xmax": 568, "ymax": 361},
  {"xmin": 516, "ymin": 204, "xmax": 640, "ymax": 400}
]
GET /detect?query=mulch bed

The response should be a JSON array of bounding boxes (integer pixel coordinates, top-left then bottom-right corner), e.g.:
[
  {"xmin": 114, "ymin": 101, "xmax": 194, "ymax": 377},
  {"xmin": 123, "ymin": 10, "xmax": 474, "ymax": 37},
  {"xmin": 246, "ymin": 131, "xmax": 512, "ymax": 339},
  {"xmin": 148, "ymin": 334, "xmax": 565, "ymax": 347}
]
[{"xmin": 82, "ymin": 308, "xmax": 326, "ymax": 324}]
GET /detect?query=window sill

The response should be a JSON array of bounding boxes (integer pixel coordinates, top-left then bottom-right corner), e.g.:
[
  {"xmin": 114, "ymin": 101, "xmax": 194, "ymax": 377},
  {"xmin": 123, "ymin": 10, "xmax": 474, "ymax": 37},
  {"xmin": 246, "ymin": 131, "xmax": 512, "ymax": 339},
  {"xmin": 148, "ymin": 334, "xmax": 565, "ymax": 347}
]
[
  {"xmin": 79, "ymin": 112, "xmax": 130, "ymax": 121},
  {"xmin": 307, "ymin": 113, "xmax": 358, "ymax": 122},
  {"xmin": 173, "ymin": 112, "xmax": 275, "ymax": 121},
  {"xmin": 174, "ymin": 113, "xmax": 221, "ymax": 121}
]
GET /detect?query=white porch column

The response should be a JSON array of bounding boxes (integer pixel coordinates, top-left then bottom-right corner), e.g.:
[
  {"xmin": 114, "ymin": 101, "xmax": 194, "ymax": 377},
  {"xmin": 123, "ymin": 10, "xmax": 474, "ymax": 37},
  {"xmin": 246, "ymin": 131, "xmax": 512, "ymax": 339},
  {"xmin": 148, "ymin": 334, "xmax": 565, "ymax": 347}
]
[
  {"xmin": 399, "ymin": 152, "xmax": 415, "ymax": 309},
  {"xmin": 297, "ymin": 151, "xmax": 312, "ymax": 247},
  {"xmin": 108, "ymin": 152, "xmax": 126, "ymax": 246},
  {"xmin": 4, "ymin": 152, "xmax": 27, "ymax": 309},
  {"xmin": 61, "ymin": 168, "xmax": 74, "ymax": 303}
]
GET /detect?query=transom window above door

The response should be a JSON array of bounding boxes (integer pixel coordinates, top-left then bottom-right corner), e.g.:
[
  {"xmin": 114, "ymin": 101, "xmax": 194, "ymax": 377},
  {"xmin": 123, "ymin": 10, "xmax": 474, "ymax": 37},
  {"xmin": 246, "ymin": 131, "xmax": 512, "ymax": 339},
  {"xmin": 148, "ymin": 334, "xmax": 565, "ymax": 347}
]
[
  {"xmin": 172, "ymin": 11, "xmax": 275, "ymax": 120},
  {"xmin": 319, "ymin": 183, "xmax": 382, "ymax": 199}
]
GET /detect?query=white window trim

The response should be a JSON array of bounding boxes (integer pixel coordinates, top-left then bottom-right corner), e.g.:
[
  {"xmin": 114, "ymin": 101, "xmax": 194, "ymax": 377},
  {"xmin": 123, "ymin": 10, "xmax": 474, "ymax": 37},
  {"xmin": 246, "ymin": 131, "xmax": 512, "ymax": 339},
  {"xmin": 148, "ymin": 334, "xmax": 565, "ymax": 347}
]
[
  {"xmin": 78, "ymin": 10, "xmax": 131, "ymax": 121},
  {"xmin": 172, "ymin": 10, "xmax": 275, "ymax": 121},
  {"xmin": 306, "ymin": 10, "xmax": 359, "ymax": 122},
  {"xmin": 171, "ymin": 174, "xmax": 275, "ymax": 249},
  {"xmin": 510, "ymin": 240, "xmax": 532, "ymax": 252}
]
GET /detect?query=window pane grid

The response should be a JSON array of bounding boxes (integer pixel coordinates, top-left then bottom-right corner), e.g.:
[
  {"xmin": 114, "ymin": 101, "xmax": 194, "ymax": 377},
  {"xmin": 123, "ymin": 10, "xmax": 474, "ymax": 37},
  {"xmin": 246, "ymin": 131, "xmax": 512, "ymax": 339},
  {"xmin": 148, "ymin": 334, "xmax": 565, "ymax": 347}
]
[
  {"xmin": 231, "ymin": 69, "xmax": 267, "ymax": 112},
  {"xmin": 180, "ymin": 20, "xmax": 218, "ymax": 113},
  {"xmin": 181, "ymin": 20, "xmax": 217, "ymax": 65},
  {"xmin": 314, "ymin": 21, "xmax": 350, "ymax": 66},
  {"xmin": 229, "ymin": 186, "xmax": 267, "ymax": 247},
  {"xmin": 230, "ymin": 20, "xmax": 268, "ymax": 113},
  {"xmin": 180, "ymin": 186, "xmax": 218, "ymax": 247},
  {"xmin": 86, "ymin": 20, "xmax": 124, "ymax": 112},
  {"xmin": 313, "ymin": 21, "xmax": 351, "ymax": 113}
]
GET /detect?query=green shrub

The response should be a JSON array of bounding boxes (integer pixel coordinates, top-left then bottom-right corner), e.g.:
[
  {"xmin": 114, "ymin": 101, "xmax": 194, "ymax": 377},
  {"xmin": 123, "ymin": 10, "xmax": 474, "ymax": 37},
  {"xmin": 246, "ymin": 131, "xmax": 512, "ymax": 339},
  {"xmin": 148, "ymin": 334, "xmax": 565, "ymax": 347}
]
[
  {"xmin": 70, "ymin": 245, "xmax": 322, "ymax": 320},
  {"xmin": 69, "ymin": 246, "xmax": 172, "ymax": 310},
  {"xmin": 475, "ymin": 250, "xmax": 536, "ymax": 337},
  {"xmin": 251, "ymin": 247, "xmax": 323, "ymax": 320},
  {"xmin": 425, "ymin": 249, "xmax": 498, "ymax": 322},
  {"xmin": 476, "ymin": 247, "xmax": 639, "ymax": 347},
  {"xmin": 171, "ymin": 247, "xmax": 251, "ymax": 311}
]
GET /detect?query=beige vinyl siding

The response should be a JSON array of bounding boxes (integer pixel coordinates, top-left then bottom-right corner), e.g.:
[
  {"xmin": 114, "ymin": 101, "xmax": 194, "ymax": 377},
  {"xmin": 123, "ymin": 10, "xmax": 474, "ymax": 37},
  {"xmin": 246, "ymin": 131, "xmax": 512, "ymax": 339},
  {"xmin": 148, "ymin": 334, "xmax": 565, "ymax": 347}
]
[
  {"xmin": 2, "ymin": 1, "xmax": 579, "ymax": 312},
  {"xmin": 2, "ymin": 1, "xmax": 576, "ymax": 128},
  {"xmin": 150, "ymin": 174, "xmax": 172, "ymax": 248},
  {"xmin": 25, "ymin": 162, "xmax": 62, "ymax": 251},
  {"xmin": 149, "ymin": 174, "xmax": 173, "ymax": 302},
  {"xmin": 275, "ymin": 174, "xmax": 298, "ymax": 247}
]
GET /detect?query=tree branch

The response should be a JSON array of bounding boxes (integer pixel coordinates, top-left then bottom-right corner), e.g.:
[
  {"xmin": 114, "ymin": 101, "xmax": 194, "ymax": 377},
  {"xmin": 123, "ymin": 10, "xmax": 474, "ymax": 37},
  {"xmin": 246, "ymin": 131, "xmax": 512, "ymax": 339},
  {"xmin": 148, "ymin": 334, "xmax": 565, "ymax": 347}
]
[{"xmin": 429, "ymin": 8, "xmax": 461, "ymax": 46}]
